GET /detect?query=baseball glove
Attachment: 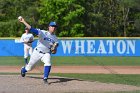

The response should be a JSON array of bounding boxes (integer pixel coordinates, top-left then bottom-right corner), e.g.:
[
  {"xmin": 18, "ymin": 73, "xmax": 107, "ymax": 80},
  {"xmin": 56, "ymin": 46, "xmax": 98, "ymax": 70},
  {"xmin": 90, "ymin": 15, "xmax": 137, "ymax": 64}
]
[
  {"xmin": 51, "ymin": 42, "xmax": 58, "ymax": 54},
  {"xmin": 27, "ymin": 37, "xmax": 33, "ymax": 43}
]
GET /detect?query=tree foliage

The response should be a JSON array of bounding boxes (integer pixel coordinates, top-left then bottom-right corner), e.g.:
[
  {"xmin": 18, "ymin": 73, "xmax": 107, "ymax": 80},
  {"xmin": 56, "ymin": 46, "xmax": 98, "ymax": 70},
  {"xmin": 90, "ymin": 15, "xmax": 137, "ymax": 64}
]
[
  {"xmin": 0, "ymin": 0, "xmax": 40, "ymax": 37},
  {"xmin": 39, "ymin": 0, "xmax": 85, "ymax": 37},
  {"xmin": 0, "ymin": 0, "xmax": 140, "ymax": 37}
]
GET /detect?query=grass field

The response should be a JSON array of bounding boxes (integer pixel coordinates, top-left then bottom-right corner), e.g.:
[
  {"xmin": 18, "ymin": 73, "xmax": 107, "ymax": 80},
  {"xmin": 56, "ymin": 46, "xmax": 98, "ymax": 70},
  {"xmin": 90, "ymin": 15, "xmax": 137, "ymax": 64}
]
[
  {"xmin": 0, "ymin": 56, "xmax": 140, "ymax": 66},
  {"xmin": 0, "ymin": 56, "xmax": 140, "ymax": 88}
]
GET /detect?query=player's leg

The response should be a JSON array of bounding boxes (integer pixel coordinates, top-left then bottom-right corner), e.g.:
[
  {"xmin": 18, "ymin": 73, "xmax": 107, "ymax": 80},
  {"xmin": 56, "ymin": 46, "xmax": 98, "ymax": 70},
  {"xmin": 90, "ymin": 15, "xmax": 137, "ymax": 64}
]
[
  {"xmin": 29, "ymin": 46, "xmax": 33, "ymax": 55},
  {"xmin": 21, "ymin": 49, "xmax": 41, "ymax": 77},
  {"xmin": 24, "ymin": 45, "xmax": 29, "ymax": 64},
  {"xmin": 41, "ymin": 53, "xmax": 51, "ymax": 83}
]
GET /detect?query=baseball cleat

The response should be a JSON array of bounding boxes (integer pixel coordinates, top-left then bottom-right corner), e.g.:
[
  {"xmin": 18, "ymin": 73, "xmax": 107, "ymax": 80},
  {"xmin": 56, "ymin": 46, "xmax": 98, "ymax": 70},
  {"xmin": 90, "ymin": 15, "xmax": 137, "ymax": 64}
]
[
  {"xmin": 43, "ymin": 79, "xmax": 49, "ymax": 85},
  {"xmin": 21, "ymin": 67, "xmax": 26, "ymax": 77}
]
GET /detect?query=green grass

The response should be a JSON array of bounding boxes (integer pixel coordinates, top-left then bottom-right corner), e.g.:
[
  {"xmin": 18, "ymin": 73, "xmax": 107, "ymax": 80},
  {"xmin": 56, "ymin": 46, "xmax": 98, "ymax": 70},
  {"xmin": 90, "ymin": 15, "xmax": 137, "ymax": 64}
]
[
  {"xmin": 51, "ymin": 73, "xmax": 140, "ymax": 87},
  {"xmin": 52, "ymin": 56, "xmax": 140, "ymax": 66},
  {"xmin": 0, "ymin": 56, "xmax": 24, "ymax": 66},
  {"xmin": 0, "ymin": 56, "xmax": 140, "ymax": 66}
]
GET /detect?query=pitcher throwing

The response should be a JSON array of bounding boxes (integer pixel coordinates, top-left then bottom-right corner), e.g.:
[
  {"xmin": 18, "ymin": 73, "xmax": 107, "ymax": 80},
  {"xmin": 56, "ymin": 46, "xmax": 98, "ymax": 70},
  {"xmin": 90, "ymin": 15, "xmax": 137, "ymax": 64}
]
[{"xmin": 18, "ymin": 16, "xmax": 58, "ymax": 84}]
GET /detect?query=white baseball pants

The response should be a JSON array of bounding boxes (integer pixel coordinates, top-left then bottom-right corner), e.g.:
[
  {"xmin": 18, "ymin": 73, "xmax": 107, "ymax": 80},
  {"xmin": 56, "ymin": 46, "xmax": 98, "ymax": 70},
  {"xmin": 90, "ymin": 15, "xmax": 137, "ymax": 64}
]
[
  {"xmin": 25, "ymin": 49, "xmax": 51, "ymax": 71},
  {"xmin": 24, "ymin": 44, "xmax": 33, "ymax": 58}
]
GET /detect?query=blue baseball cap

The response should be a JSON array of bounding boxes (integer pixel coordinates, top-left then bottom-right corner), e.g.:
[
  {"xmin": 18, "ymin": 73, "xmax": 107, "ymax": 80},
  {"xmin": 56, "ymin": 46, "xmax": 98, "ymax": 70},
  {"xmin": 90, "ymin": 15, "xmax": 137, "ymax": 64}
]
[{"xmin": 49, "ymin": 21, "xmax": 57, "ymax": 27}]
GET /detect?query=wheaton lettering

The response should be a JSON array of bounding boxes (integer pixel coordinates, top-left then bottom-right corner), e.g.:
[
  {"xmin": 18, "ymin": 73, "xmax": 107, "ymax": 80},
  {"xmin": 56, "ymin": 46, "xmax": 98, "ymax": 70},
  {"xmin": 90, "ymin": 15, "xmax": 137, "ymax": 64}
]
[{"xmin": 61, "ymin": 40, "xmax": 135, "ymax": 55}]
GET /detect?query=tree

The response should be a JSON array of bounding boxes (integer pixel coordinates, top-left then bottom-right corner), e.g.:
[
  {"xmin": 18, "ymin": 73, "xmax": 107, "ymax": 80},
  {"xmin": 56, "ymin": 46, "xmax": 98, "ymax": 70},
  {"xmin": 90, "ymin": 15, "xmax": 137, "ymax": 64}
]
[
  {"xmin": 0, "ymin": 0, "xmax": 40, "ymax": 37},
  {"xmin": 0, "ymin": 0, "xmax": 140, "ymax": 37},
  {"xmin": 119, "ymin": 0, "xmax": 139, "ymax": 37},
  {"xmin": 82, "ymin": 0, "xmax": 122, "ymax": 37},
  {"xmin": 39, "ymin": 0, "xmax": 85, "ymax": 37}
]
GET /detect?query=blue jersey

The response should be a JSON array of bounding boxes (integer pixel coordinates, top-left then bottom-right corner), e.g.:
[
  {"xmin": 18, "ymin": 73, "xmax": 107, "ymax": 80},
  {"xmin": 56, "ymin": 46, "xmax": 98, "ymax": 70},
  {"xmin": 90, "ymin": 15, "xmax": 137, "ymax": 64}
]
[{"xmin": 30, "ymin": 27, "xmax": 58, "ymax": 53}]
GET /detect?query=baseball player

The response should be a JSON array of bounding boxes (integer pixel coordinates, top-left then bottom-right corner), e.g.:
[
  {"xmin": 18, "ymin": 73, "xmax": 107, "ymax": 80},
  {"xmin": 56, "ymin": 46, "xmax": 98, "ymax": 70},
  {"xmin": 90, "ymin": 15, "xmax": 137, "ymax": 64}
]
[
  {"xmin": 20, "ymin": 27, "xmax": 34, "ymax": 65},
  {"xmin": 18, "ymin": 16, "xmax": 58, "ymax": 84}
]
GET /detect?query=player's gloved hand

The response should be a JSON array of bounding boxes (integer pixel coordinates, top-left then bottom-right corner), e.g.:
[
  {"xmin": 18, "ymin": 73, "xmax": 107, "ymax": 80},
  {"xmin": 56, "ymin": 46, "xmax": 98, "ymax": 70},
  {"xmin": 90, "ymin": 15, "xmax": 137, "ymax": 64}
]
[
  {"xmin": 27, "ymin": 41, "xmax": 33, "ymax": 43},
  {"xmin": 27, "ymin": 38, "xmax": 34, "ymax": 43},
  {"xmin": 51, "ymin": 42, "xmax": 58, "ymax": 54}
]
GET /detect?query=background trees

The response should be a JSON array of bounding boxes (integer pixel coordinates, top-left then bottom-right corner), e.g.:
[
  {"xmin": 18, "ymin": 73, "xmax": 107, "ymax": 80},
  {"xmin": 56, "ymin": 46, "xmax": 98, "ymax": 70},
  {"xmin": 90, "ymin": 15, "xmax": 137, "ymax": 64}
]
[
  {"xmin": 39, "ymin": 0, "xmax": 85, "ymax": 37},
  {"xmin": 0, "ymin": 0, "xmax": 40, "ymax": 37},
  {"xmin": 0, "ymin": 0, "xmax": 140, "ymax": 37}
]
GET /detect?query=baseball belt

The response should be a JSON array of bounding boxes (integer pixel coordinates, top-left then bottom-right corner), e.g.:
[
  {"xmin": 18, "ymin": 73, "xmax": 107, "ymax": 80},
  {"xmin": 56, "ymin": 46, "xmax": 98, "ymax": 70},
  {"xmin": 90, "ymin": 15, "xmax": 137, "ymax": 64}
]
[{"xmin": 35, "ymin": 48, "xmax": 46, "ymax": 54}]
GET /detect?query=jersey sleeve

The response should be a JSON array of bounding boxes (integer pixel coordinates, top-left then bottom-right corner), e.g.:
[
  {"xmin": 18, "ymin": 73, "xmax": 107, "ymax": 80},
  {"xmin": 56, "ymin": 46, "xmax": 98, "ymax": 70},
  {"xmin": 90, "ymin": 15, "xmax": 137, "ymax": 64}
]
[{"xmin": 30, "ymin": 27, "xmax": 40, "ymax": 35}]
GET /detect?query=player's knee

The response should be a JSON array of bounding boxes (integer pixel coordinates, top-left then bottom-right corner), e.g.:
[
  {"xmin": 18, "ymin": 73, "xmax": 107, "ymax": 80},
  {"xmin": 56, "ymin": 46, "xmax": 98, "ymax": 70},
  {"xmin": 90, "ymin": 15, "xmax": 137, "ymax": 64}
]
[
  {"xmin": 24, "ymin": 57, "xmax": 28, "ymax": 59},
  {"xmin": 29, "ymin": 51, "xmax": 32, "ymax": 55},
  {"xmin": 24, "ymin": 55, "xmax": 28, "ymax": 59},
  {"xmin": 44, "ymin": 62, "xmax": 51, "ymax": 66},
  {"xmin": 42, "ymin": 58, "xmax": 51, "ymax": 66}
]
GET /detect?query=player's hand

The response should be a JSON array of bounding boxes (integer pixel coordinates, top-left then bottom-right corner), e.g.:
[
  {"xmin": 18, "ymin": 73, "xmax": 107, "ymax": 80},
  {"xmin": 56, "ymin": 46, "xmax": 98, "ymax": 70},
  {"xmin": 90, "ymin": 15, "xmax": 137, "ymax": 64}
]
[
  {"xmin": 50, "ymin": 42, "xmax": 58, "ymax": 54},
  {"xmin": 51, "ymin": 49, "xmax": 57, "ymax": 54},
  {"xmin": 18, "ymin": 16, "xmax": 31, "ymax": 30},
  {"xmin": 18, "ymin": 16, "xmax": 25, "ymax": 23}
]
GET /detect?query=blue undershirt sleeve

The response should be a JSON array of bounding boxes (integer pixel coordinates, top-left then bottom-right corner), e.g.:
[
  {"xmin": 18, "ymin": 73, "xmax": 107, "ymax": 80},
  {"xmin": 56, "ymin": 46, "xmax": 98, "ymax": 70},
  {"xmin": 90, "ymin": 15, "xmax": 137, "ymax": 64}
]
[{"xmin": 30, "ymin": 27, "xmax": 39, "ymax": 35}]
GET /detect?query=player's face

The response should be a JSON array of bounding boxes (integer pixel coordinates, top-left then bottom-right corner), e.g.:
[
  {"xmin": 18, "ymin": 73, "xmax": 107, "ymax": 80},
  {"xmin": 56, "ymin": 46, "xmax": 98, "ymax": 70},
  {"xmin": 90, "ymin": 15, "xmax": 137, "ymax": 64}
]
[
  {"xmin": 49, "ymin": 26, "xmax": 57, "ymax": 33},
  {"xmin": 25, "ymin": 29, "xmax": 29, "ymax": 33}
]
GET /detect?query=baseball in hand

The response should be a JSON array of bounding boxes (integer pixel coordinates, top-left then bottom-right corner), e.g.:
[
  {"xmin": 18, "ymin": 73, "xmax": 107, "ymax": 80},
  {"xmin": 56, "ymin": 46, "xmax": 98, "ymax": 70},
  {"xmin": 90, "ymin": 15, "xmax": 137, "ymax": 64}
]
[{"xmin": 18, "ymin": 16, "xmax": 22, "ymax": 21}]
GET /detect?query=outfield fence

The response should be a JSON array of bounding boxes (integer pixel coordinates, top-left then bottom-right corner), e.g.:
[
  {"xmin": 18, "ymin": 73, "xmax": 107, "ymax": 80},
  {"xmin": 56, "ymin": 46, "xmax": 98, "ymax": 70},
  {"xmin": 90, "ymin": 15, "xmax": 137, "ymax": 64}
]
[{"xmin": 0, "ymin": 37, "xmax": 140, "ymax": 56}]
